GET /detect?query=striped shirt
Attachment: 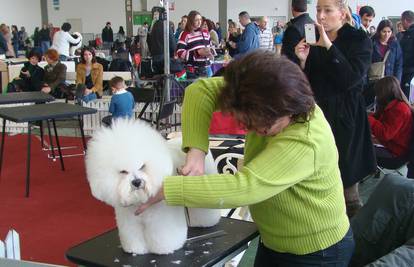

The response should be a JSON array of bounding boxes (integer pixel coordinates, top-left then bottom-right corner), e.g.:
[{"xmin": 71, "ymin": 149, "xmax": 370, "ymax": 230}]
[
  {"xmin": 177, "ymin": 30, "xmax": 214, "ymax": 67},
  {"xmin": 259, "ymin": 28, "xmax": 274, "ymax": 51}
]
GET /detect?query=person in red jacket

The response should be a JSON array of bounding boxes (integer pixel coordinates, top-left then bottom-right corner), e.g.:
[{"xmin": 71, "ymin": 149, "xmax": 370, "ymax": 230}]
[{"xmin": 368, "ymin": 76, "xmax": 413, "ymax": 168}]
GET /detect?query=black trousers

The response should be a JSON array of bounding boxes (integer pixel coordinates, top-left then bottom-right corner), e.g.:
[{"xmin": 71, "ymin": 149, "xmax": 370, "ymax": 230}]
[
  {"xmin": 375, "ymin": 145, "xmax": 407, "ymax": 170},
  {"xmin": 401, "ymin": 72, "xmax": 414, "ymax": 98}
]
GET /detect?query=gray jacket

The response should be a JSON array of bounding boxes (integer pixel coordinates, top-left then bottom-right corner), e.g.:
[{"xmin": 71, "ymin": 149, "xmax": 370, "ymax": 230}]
[{"xmin": 350, "ymin": 174, "xmax": 414, "ymax": 266}]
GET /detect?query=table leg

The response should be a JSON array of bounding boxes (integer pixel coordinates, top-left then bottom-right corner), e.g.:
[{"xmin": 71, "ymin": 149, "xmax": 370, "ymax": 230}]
[
  {"xmin": 0, "ymin": 118, "xmax": 6, "ymax": 176},
  {"xmin": 46, "ymin": 120, "xmax": 56, "ymax": 159},
  {"xmin": 39, "ymin": 120, "xmax": 44, "ymax": 149},
  {"xmin": 52, "ymin": 119, "xmax": 65, "ymax": 171},
  {"xmin": 25, "ymin": 123, "xmax": 31, "ymax": 197},
  {"xmin": 78, "ymin": 115, "xmax": 87, "ymax": 151},
  {"xmin": 138, "ymin": 102, "xmax": 150, "ymax": 119}
]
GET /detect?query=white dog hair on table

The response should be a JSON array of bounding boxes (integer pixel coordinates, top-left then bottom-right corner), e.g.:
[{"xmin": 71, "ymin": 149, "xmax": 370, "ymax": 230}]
[{"xmin": 85, "ymin": 120, "xmax": 221, "ymax": 255}]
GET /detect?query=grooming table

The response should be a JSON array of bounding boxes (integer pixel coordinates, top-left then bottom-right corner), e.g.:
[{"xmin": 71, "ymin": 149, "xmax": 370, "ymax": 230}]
[
  {"xmin": 0, "ymin": 103, "xmax": 96, "ymax": 197},
  {"xmin": 66, "ymin": 217, "xmax": 258, "ymax": 267}
]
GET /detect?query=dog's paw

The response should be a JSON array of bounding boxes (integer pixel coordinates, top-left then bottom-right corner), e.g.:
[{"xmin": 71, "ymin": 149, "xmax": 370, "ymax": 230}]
[{"xmin": 122, "ymin": 244, "xmax": 149, "ymax": 255}]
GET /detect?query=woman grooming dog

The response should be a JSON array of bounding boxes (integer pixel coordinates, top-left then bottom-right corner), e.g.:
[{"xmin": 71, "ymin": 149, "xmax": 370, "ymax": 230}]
[{"xmin": 135, "ymin": 50, "xmax": 353, "ymax": 266}]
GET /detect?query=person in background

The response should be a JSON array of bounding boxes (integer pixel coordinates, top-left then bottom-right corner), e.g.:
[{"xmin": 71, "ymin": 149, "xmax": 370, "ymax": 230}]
[
  {"xmin": 368, "ymin": 76, "xmax": 413, "ymax": 169},
  {"xmin": 282, "ymin": 0, "xmax": 314, "ymax": 64},
  {"xmin": 8, "ymin": 49, "xmax": 44, "ymax": 92},
  {"xmin": 396, "ymin": 21, "xmax": 405, "ymax": 41},
  {"xmin": 258, "ymin": 16, "xmax": 274, "ymax": 52},
  {"xmin": 215, "ymin": 22, "xmax": 222, "ymax": 41},
  {"xmin": 226, "ymin": 21, "xmax": 240, "ymax": 57},
  {"xmin": 0, "ymin": 28, "xmax": 7, "ymax": 55},
  {"xmin": 229, "ymin": 11, "xmax": 260, "ymax": 57},
  {"xmin": 117, "ymin": 26, "xmax": 126, "ymax": 43},
  {"xmin": 11, "ymin": 25, "xmax": 19, "ymax": 56},
  {"xmin": 51, "ymin": 22, "xmax": 81, "ymax": 61},
  {"xmin": 48, "ymin": 23, "xmax": 59, "ymax": 41},
  {"xmin": 135, "ymin": 51, "xmax": 354, "ymax": 266},
  {"xmin": 75, "ymin": 47, "xmax": 103, "ymax": 103},
  {"xmin": 109, "ymin": 76, "xmax": 134, "ymax": 119},
  {"xmin": 399, "ymin": 10, "xmax": 414, "ymax": 98},
  {"xmin": 18, "ymin": 26, "xmax": 29, "ymax": 50},
  {"xmin": 102, "ymin": 22, "xmax": 113, "ymax": 50},
  {"xmin": 147, "ymin": 8, "xmax": 176, "ymax": 74},
  {"xmin": 176, "ymin": 10, "xmax": 215, "ymax": 78},
  {"xmin": 138, "ymin": 22, "xmax": 149, "ymax": 58},
  {"xmin": 371, "ymin": 20, "xmax": 403, "ymax": 82},
  {"xmin": 0, "ymin": 24, "xmax": 15, "ymax": 58},
  {"xmin": 32, "ymin": 27, "xmax": 40, "ymax": 49},
  {"xmin": 369, "ymin": 25, "xmax": 376, "ymax": 37},
  {"xmin": 272, "ymin": 21, "xmax": 285, "ymax": 56},
  {"xmin": 295, "ymin": 0, "xmax": 376, "ymax": 217},
  {"xmin": 41, "ymin": 49, "xmax": 67, "ymax": 98},
  {"xmin": 205, "ymin": 19, "xmax": 219, "ymax": 47},
  {"xmin": 359, "ymin": 6, "xmax": 375, "ymax": 35},
  {"xmin": 175, "ymin": 15, "xmax": 187, "ymax": 41},
  {"xmin": 39, "ymin": 24, "xmax": 51, "ymax": 54}
]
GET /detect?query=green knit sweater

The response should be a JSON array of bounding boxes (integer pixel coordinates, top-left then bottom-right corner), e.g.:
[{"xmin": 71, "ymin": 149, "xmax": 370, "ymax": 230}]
[{"xmin": 164, "ymin": 77, "xmax": 350, "ymax": 255}]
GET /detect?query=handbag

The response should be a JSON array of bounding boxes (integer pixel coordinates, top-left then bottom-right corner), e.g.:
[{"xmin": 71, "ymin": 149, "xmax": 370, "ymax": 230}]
[{"xmin": 368, "ymin": 50, "xmax": 390, "ymax": 81}]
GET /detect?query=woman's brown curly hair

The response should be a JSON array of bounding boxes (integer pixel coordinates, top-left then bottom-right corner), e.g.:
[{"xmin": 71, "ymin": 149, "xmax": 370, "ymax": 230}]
[{"xmin": 219, "ymin": 51, "xmax": 315, "ymax": 130}]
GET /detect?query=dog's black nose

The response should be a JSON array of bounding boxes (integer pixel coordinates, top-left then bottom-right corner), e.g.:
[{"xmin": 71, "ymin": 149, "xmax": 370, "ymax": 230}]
[{"xmin": 131, "ymin": 179, "xmax": 142, "ymax": 188}]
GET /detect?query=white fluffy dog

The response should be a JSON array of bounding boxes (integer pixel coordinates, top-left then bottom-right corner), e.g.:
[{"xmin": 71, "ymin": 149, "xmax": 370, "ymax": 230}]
[
  {"xmin": 69, "ymin": 32, "xmax": 82, "ymax": 57},
  {"xmin": 85, "ymin": 120, "xmax": 221, "ymax": 254}
]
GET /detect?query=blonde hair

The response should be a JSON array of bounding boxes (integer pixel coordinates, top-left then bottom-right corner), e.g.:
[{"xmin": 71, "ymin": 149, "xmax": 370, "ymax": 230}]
[{"xmin": 333, "ymin": 0, "xmax": 354, "ymax": 26}]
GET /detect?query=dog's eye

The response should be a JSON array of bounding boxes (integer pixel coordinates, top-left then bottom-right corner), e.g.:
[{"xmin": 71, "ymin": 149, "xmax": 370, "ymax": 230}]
[
  {"xmin": 139, "ymin": 164, "xmax": 145, "ymax": 170},
  {"xmin": 120, "ymin": 170, "xmax": 129, "ymax": 175}
]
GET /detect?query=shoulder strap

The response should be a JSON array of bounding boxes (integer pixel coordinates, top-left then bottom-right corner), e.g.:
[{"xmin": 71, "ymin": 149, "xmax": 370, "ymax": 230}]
[{"xmin": 383, "ymin": 50, "xmax": 391, "ymax": 63}]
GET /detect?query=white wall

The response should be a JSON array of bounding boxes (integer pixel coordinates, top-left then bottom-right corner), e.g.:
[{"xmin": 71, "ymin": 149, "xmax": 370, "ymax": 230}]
[
  {"xmin": 47, "ymin": 0, "xmax": 126, "ymax": 35},
  {"xmin": 227, "ymin": 0, "xmax": 289, "ymax": 22},
  {"xmin": 146, "ymin": 0, "xmax": 219, "ymax": 25},
  {"xmin": 0, "ymin": 0, "xmax": 413, "ymax": 38},
  {"xmin": 307, "ymin": 0, "xmax": 410, "ymax": 27},
  {"xmin": 1, "ymin": 0, "xmax": 42, "ymax": 34}
]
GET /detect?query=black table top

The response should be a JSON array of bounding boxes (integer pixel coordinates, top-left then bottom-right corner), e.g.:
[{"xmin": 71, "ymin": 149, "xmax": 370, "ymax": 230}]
[
  {"xmin": 0, "ymin": 92, "xmax": 55, "ymax": 105},
  {"xmin": 66, "ymin": 217, "xmax": 258, "ymax": 267},
  {"xmin": 0, "ymin": 103, "xmax": 97, "ymax": 123}
]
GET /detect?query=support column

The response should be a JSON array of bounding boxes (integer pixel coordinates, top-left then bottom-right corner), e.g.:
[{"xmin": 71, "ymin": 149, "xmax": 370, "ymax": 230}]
[
  {"xmin": 218, "ymin": 0, "xmax": 227, "ymax": 39},
  {"xmin": 141, "ymin": 0, "xmax": 147, "ymax": 11},
  {"xmin": 40, "ymin": 0, "xmax": 48, "ymax": 26},
  {"xmin": 125, "ymin": 0, "xmax": 133, "ymax": 37}
]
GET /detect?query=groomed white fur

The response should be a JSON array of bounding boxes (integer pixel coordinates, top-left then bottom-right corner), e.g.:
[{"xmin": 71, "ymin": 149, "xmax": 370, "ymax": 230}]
[
  {"xmin": 85, "ymin": 120, "xmax": 221, "ymax": 254},
  {"xmin": 69, "ymin": 32, "xmax": 82, "ymax": 56}
]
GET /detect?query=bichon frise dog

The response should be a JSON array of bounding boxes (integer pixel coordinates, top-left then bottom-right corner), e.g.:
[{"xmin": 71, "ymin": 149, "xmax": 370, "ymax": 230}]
[{"xmin": 85, "ymin": 120, "xmax": 221, "ymax": 254}]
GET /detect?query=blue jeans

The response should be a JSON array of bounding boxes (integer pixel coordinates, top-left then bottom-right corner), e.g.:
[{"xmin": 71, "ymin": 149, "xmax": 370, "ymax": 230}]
[
  {"xmin": 82, "ymin": 92, "xmax": 97, "ymax": 103},
  {"xmin": 254, "ymin": 227, "xmax": 355, "ymax": 267},
  {"xmin": 40, "ymin": 41, "xmax": 50, "ymax": 54},
  {"xmin": 59, "ymin": 55, "xmax": 68, "ymax": 61}
]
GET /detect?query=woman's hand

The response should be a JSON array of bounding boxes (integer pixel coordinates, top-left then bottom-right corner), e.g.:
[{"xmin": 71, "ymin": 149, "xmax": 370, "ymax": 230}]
[
  {"xmin": 84, "ymin": 89, "xmax": 93, "ymax": 95},
  {"xmin": 41, "ymin": 86, "xmax": 51, "ymax": 94},
  {"xmin": 295, "ymin": 39, "xmax": 310, "ymax": 70},
  {"xmin": 135, "ymin": 185, "xmax": 165, "ymax": 215},
  {"xmin": 179, "ymin": 148, "xmax": 206, "ymax": 176},
  {"xmin": 197, "ymin": 47, "xmax": 213, "ymax": 58},
  {"xmin": 314, "ymin": 22, "xmax": 332, "ymax": 50},
  {"xmin": 228, "ymin": 41, "xmax": 237, "ymax": 49},
  {"xmin": 21, "ymin": 71, "xmax": 30, "ymax": 77}
]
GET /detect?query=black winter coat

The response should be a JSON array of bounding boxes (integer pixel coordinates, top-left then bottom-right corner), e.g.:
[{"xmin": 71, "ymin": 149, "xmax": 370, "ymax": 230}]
[
  {"xmin": 400, "ymin": 24, "xmax": 414, "ymax": 76},
  {"xmin": 19, "ymin": 62, "xmax": 45, "ymax": 91},
  {"xmin": 305, "ymin": 23, "xmax": 376, "ymax": 187},
  {"xmin": 282, "ymin": 13, "xmax": 314, "ymax": 64},
  {"xmin": 102, "ymin": 27, "xmax": 114, "ymax": 43}
]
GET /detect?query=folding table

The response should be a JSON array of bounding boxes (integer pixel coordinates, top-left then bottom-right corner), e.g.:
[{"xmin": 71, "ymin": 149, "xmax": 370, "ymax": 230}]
[{"xmin": 0, "ymin": 102, "xmax": 96, "ymax": 197}]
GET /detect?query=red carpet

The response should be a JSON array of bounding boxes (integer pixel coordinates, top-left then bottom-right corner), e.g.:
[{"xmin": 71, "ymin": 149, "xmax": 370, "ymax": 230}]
[{"xmin": 0, "ymin": 134, "xmax": 116, "ymax": 266}]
